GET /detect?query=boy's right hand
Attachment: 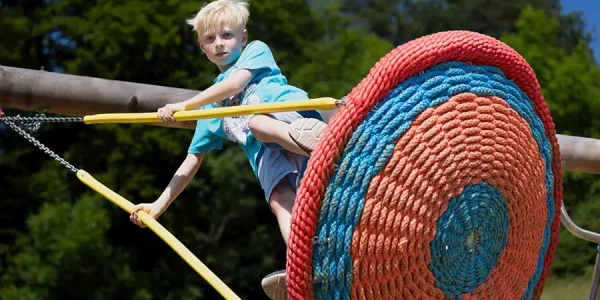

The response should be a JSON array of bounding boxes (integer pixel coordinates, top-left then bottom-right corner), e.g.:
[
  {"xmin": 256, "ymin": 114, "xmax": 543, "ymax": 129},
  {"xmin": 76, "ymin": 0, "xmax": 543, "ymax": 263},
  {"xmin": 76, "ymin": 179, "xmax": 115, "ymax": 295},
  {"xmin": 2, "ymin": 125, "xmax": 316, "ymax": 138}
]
[
  {"xmin": 157, "ymin": 102, "xmax": 187, "ymax": 123},
  {"xmin": 129, "ymin": 202, "xmax": 164, "ymax": 228}
]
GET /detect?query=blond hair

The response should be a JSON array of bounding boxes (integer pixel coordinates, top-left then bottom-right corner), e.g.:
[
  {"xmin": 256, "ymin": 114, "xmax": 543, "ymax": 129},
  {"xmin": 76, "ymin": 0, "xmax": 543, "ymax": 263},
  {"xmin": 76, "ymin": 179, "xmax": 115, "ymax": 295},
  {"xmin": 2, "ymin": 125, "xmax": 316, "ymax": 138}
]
[{"xmin": 186, "ymin": 0, "xmax": 250, "ymax": 36}]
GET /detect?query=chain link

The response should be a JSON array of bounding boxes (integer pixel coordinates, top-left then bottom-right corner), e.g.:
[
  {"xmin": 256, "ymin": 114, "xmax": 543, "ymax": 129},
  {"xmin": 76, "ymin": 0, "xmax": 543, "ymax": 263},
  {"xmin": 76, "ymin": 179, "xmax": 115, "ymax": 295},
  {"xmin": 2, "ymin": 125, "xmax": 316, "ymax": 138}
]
[
  {"xmin": 0, "ymin": 117, "xmax": 79, "ymax": 173},
  {"xmin": 2, "ymin": 115, "xmax": 84, "ymax": 132}
]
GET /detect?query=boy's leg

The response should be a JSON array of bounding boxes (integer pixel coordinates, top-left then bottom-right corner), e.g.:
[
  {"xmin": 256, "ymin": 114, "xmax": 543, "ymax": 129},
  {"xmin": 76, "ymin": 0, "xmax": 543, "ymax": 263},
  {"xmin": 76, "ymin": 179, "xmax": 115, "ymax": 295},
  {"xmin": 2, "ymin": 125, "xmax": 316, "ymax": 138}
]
[
  {"xmin": 269, "ymin": 178, "xmax": 296, "ymax": 245},
  {"xmin": 261, "ymin": 179, "xmax": 295, "ymax": 300},
  {"xmin": 249, "ymin": 114, "xmax": 326, "ymax": 156},
  {"xmin": 256, "ymin": 145, "xmax": 305, "ymax": 300}
]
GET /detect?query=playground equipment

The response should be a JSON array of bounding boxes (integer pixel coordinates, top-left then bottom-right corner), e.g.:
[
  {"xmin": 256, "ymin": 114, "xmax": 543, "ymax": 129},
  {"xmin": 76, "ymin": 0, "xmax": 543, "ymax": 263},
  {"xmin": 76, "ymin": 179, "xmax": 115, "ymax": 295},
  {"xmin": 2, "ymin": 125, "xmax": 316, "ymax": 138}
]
[
  {"xmin": 1, "ymin": 30, "xmax": 600, "ymax": 299},
  {"xmin": 288, "ymin": 30, "xmax": 562, "ymax": 300}
]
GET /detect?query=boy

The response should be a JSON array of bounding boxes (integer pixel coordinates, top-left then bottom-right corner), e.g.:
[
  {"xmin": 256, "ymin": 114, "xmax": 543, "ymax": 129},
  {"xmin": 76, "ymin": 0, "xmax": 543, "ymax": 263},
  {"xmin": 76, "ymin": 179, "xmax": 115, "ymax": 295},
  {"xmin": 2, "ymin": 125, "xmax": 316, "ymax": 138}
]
[{"xmin": 128, "ymin": 0, "xmax": 326, "ymax": 299}]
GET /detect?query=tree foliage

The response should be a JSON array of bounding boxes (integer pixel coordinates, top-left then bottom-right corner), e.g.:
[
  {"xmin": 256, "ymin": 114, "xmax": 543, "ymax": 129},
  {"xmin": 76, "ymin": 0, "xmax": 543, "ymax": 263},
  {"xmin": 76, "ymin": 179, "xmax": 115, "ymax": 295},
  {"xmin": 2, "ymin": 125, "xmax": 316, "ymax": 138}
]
[
  {"xmin": 1, "ymin": 0, "xmax": 599, "ymax": 298},
  {"xmin": 501, "ymin": 6, "xmax": 600, "ymax": 278}
]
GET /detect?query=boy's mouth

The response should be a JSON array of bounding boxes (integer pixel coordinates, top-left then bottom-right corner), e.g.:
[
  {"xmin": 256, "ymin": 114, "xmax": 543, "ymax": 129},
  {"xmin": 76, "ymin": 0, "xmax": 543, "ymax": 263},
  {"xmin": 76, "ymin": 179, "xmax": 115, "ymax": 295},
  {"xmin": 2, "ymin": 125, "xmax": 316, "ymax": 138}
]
[{"xmin": 216, "ymin": 52, "xmax": 228, "ymax": 58}]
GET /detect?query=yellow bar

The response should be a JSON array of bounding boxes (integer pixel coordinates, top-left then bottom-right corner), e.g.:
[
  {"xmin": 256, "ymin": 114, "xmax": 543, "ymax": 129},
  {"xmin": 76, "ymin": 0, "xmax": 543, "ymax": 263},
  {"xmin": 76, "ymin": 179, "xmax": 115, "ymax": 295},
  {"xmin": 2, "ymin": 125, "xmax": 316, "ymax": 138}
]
[
  {"xmin": 84, "ymin": 97, "xmax": 339, "ymax": 124},
  {"xmin": 76, "ymin": 170, "xmax": 241, "ymax": 300}
]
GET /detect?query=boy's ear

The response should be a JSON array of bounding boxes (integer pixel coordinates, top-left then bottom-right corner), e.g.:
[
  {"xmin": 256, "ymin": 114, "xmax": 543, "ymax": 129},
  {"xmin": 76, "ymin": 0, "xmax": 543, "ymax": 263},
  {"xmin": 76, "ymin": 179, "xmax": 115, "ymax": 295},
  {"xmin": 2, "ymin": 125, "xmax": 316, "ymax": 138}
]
[
  {"xmin": 197, "ymin": 38, "xmax": 207, "ymax": 55},
  {"xmin": 242, "ymin": 29, "xmax": 248, "ymax": 47}
]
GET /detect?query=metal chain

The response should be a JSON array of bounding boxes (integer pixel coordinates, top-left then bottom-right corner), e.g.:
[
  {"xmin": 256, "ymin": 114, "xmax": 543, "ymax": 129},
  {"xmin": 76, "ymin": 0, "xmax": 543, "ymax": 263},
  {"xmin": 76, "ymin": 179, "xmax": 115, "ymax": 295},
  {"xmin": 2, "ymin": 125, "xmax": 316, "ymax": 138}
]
[
  {"xmin": 0, "ymin": 117, "xmax": 79, "ymax": 173},
  {"xmin": 2, "ymin": 115, "xmax": 84, "ymax": 132}
]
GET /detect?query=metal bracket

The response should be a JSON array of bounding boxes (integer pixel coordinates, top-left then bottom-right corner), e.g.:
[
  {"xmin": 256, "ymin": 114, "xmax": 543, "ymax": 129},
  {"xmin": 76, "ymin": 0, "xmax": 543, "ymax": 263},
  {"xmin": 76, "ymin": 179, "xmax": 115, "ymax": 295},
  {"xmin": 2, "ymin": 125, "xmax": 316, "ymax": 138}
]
[
  {"xmin": 561, "ymin": 205, "xmax": 600, "ymax": 300},
  {"xmin": 335, "ymin": 96, "xmax": 347, "ymax": 106},
  {"xmin": 562, "ymin": 206, "xmax": 600, "ymax": 244}
]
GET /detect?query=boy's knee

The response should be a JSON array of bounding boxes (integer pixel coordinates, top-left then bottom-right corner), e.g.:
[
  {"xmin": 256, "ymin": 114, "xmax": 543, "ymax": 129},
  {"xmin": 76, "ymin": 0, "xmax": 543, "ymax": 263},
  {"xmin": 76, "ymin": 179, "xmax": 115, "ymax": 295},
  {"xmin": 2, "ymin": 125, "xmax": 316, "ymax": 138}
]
[{"xmin": 249, "ymin": 115, "xmax": 270, "ymax": 141}]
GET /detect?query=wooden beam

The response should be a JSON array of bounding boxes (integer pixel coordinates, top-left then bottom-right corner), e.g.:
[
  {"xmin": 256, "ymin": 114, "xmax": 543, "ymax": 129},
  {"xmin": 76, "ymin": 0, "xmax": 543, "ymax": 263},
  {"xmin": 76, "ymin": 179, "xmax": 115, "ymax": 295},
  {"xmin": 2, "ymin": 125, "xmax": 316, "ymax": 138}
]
[
  {"xmin": 1, "ymin": 65, "xmax": 599, "ymax": 174},
  {"xmin": 0, "ymin": 65, "xmax": 198, "ymax": 129},
  {"xmin": 558, "ymin": 134, "xmax": 600, "ymax": 174}
]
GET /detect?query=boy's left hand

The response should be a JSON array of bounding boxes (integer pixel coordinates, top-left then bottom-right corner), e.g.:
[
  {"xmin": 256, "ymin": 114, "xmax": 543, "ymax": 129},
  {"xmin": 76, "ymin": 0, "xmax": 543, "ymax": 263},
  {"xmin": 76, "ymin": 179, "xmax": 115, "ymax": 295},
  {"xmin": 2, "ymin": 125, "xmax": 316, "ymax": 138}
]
[{"xmin": 157, "ymin": 102, "xmax": 187, "ymax": 123}]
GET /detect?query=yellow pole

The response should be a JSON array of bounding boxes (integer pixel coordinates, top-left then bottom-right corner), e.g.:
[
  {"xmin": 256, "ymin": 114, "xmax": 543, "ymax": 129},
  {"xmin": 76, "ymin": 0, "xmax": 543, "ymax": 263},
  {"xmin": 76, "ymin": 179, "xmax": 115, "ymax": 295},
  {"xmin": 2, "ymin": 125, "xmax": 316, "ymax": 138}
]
[
  {"xmin": 83, "ymin": 97, "xmax": 340, "ymax": 124},
  {"xmin": 75, "ymin": 170, "xmax": 241, "ymax": 300}
]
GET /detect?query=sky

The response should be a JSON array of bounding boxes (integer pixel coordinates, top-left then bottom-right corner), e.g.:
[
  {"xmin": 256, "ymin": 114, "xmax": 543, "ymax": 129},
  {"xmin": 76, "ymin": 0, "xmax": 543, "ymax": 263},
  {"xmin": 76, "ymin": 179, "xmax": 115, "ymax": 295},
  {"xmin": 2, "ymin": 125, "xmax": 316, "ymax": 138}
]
[{"xmin": 561, "ymin": 0, "xmax": 600, "ymax": 61}]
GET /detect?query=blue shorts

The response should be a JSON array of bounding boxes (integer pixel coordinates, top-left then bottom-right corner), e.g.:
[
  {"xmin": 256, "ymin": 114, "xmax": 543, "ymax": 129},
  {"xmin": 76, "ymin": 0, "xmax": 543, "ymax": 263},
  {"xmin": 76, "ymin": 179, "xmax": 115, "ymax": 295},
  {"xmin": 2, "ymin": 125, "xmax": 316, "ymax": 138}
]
[{"xmin": 256, "ymin": 111, "xmax": 308, "ymax": 204}]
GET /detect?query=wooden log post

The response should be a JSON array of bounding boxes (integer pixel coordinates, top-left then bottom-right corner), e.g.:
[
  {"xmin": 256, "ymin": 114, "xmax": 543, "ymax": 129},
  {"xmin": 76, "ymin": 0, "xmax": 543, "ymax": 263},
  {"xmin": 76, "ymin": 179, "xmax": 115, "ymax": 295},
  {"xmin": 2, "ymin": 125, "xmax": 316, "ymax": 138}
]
[
  {"xmin": 0, "ymin": 65, "xmax": 198, "ymax": 129},
  {"xmin": 1, "ymin": 65, "xmax": 599, "ymax": 173}
]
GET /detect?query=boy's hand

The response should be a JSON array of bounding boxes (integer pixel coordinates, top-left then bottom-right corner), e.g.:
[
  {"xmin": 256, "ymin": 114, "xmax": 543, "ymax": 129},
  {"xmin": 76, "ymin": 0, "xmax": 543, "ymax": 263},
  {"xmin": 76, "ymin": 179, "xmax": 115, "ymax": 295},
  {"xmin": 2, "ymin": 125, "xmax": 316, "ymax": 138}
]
[
  {"xmin": 157, "ymin": 102, "xmax": 187, "ymax": 123},
  {"xmin": 130, "ymin": 202, "xmax": 164, "ymax": 228}
]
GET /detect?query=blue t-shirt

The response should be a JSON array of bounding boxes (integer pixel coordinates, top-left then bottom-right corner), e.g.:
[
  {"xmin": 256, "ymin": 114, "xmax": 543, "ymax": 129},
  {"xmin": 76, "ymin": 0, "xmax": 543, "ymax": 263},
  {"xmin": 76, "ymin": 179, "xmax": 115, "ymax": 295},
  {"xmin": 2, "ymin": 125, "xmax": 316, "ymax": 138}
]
[{"xmin": 187, "ymin": 40, "xmax": 322, "ymax": 177}]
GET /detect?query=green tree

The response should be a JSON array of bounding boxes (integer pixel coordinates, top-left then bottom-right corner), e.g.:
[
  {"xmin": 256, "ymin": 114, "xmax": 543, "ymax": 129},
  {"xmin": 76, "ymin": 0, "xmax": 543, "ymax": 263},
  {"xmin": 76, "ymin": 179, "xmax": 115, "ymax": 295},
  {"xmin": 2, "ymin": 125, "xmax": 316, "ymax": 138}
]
[
  {"xmin": 0, "ymin": 0, "xmax": 47, "ymax": 69},
  {"xmin": 3, "ymin": 0, "xmax": 599, "ymax": 298},
  {"xmin": 0, "ymin": 0, "xmax": 392, "ymax": 298},
  {"xmin": 291, "ymin": 0, "xmax": 394, "ymax": 99},
  {"xmin": 501, "ymin": 6, "xmax": 600, "ymax": 278},
  {"xmin": 1, "ymin": 196, "xmax": 136, "ymax": 300},
  {"xmin": 340, "ymin": 0, "xmax": 592, "ymax": 53}
]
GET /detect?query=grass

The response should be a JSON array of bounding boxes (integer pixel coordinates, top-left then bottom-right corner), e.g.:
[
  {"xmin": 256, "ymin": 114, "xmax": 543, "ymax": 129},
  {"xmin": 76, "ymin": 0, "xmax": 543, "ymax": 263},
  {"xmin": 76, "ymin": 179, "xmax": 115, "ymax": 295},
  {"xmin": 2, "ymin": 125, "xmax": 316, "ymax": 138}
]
[{"xmin": 542, "ymin": 272, "xmax": 594, "ymax": 300}]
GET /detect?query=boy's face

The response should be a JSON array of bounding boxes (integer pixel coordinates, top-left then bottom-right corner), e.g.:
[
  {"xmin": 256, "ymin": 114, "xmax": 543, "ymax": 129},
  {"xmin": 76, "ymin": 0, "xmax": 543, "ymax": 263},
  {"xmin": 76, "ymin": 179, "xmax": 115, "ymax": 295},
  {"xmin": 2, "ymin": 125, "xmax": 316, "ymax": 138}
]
[{"xmin": 198, "ymin": 24, "xmax": 248, "ymax": 71}]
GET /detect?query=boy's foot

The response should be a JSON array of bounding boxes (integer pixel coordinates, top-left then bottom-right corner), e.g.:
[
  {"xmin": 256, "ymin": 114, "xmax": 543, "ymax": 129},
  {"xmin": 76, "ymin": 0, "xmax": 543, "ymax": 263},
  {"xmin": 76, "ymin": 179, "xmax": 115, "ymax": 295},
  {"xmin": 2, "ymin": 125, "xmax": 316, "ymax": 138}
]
[
  {"xmin": 289, "ymin": 118, "xmax": 327, "ymax": 155},
  {"xmin": 261, "ymin": 270, "xmax": 288, "ymax": 300}
]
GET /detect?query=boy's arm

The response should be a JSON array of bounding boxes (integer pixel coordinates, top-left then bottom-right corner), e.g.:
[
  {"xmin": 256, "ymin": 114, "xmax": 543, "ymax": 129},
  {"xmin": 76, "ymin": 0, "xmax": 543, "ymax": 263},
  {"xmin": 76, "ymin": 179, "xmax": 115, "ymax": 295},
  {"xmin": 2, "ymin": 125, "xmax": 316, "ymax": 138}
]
[
  {"xmin": 155, "ymin": 152, "xmax": 205, "ymax": 211},
  {"xmin": 183, "ymin": 69, "xmax": 254, "ymax": 109},
  {"xmin": 157, "ymin": 69, "xmax": 254, "ymax": 122}
]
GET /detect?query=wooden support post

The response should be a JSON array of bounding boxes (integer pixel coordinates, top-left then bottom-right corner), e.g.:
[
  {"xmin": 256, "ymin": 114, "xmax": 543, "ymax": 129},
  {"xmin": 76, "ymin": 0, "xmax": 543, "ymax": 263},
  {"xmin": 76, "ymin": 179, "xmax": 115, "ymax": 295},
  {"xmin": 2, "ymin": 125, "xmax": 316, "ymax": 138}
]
[
  {"xmin": 1, "ymin": 65, "xmax": 600, "ymax": 173},
  {"xmin": 0, "ymin": 65, "xmax": 198, "ymax": 129}
]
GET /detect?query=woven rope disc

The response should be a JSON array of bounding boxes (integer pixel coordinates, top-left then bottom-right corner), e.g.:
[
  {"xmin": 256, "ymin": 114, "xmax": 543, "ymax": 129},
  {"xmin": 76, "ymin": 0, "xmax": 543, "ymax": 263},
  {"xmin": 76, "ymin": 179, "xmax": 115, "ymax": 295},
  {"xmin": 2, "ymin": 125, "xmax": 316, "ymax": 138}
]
[{"xmin": 287, "ymin": 30, "xmax": 563, "ymax": 300}]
